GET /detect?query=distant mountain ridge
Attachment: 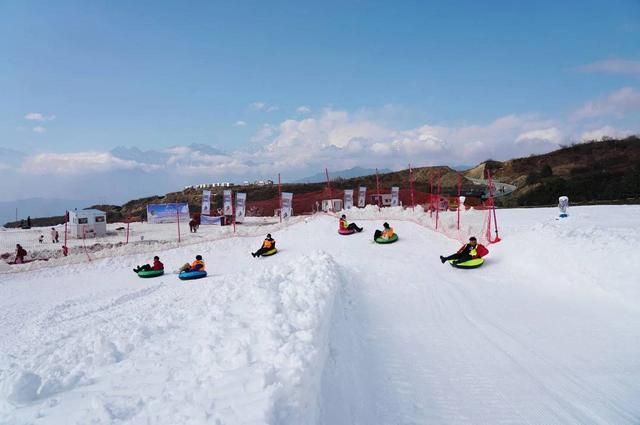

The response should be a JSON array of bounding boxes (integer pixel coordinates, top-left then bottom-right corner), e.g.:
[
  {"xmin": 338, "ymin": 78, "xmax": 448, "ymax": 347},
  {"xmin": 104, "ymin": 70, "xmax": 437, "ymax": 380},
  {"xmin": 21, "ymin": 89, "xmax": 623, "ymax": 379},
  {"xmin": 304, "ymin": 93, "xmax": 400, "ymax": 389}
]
[{"xmin": 296, "ymin": 167, "xmax": 392, "ymax": 183}]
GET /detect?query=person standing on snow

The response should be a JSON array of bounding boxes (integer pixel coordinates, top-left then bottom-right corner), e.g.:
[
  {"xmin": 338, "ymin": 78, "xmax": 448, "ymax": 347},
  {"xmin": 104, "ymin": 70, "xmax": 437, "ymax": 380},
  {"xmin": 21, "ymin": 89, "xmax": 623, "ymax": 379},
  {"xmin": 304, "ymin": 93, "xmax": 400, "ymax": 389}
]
[
  {"xmin": 14, "ymin": 244, "xmax": 27, "ymax": 264},
  {"xmin": 339, "ymin": 214, "xmax": 363, "ymax": 233},
  {"xmin": 440, "ymin": 236, "xmax": 488, "ymax": 265},
  {"xmin": 51, "ymin": 228, "xmax": 57, "ymax": 243}
]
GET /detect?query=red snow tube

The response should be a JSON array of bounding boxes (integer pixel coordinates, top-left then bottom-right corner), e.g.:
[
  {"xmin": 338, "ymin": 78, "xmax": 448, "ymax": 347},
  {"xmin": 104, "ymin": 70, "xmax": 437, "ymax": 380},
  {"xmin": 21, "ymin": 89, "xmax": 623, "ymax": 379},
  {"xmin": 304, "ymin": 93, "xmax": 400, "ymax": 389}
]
[{"xmin": 338, "ymin": 228, "xmax": 355, "ymax": 235}]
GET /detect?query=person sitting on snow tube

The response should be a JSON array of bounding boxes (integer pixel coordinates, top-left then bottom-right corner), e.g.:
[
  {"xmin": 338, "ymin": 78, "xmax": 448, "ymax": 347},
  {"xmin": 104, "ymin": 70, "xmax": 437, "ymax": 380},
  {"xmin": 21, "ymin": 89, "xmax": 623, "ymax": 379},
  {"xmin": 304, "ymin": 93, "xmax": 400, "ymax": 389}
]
[
  {"xmin": 373, "ymin": 222, "xmax": 395, "ymax": 241},
  {"xmin": 252, "ymin": 234, "xmax": 276, "ymax": 257},
  {"xmin": 133, "ymin": 256, "xmax": 164, "ymax": 273},
  {"xmin": 180, "ymin": 255, "xmax": 205, "ymax": 272},
  {"xmin": 440, "ymin": 237, "xmax": 488, "ymax": 265},
  {"xmin": 339, "ymin": 214, "xmax": 363, "ymax": 233}
]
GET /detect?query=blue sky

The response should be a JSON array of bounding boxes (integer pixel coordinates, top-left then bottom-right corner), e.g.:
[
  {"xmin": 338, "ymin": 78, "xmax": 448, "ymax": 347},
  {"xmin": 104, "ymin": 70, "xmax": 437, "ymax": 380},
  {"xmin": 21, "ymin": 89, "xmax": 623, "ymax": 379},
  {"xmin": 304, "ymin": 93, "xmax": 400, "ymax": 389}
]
[{"xmin": 1, "ymin": 0, "xmax": 639, "ymax": 203}]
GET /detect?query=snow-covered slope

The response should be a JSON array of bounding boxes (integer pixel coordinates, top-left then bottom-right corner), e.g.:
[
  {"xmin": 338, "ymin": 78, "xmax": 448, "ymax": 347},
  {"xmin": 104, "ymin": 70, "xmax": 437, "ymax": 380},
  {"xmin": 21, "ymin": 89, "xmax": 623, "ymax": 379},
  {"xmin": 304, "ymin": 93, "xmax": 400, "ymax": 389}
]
[{"xmin": 1, "ymin": 206, "xmax": 639, "ymax": 424}]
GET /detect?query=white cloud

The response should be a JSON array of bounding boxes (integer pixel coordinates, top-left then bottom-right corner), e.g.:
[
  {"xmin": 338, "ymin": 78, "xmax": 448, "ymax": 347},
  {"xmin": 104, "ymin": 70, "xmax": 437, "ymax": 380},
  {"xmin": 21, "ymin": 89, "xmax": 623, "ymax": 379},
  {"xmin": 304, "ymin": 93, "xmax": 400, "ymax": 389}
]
[
  {"xmin": 578, "ymin": 59, "xmax": 640, "ymax": 75},
  {"xmin": 515, "ymin": 127, "xmax": 562, "ymax": 144},
  {"xmin": 32, "ymin": 126, "xmax": 46, "ymax": 133},
  {"xmin": 20, "ymin": 152, "xmax": 161, "ymax": 175},
  {"xmin": 250, "ymin": 102, "xmax": 278, "ymax": 112},
  {"xmin": 24, "ymin": 112, "xmax": 55, "ymax": 121},
  {"xmin": 296, "ymin": 106, "xmax": 311, "ymax": 114},
  {"xmin": 234, "ymin": 120, "xmax": 247, "ymax": 127},
  {"xmin": 572, "ymin": 87, "xmax": 640, "ymax": 120},
  {"xmin": 580, "ymin": 126, "xmax": 633, "ymax": 142}
]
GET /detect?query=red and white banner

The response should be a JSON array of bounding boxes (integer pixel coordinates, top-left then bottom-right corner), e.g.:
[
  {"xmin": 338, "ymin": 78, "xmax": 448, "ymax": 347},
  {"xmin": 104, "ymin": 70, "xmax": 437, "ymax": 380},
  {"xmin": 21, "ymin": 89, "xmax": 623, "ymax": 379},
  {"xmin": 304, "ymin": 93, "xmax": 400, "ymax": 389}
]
[
  {"xmin": 235, "ymin": 192, "xmax": 246, "ymax": 222},
  {"xmin": 391, "ymin": 186, "xmax": 400, "ymax": 207},
  {"xmin": 358, "ymin": 186, "xmax": 367, "ymax": 208},
  {"xmin": 223, "ymin": 190, "xmax": 233, "ymax": 216},
  {"xmin": 281, "ymin": 192, "xmax": 293, "ymax": 219},
  {"xmin": 344, "ymin": 189, "xmax": 354, "ymax": 209}
]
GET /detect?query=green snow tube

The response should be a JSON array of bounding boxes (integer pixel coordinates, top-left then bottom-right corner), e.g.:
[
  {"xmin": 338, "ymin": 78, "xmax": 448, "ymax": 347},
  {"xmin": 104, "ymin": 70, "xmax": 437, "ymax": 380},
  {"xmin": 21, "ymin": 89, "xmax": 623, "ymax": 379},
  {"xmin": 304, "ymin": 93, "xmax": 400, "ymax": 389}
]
[
  {"xmin": 375, "ymin": 234, "xmax": 399, "ymax": 244},
  {"xmin": 262, "ymin": 248, "xmax": 278, "ymax": 256},
  {"xmin": 449, "ymin": 258, "xmax": 484, "ymax": 269},
  {"xmin": 137, "ymin": 269, "xmax": 165, "ymax": 278}
]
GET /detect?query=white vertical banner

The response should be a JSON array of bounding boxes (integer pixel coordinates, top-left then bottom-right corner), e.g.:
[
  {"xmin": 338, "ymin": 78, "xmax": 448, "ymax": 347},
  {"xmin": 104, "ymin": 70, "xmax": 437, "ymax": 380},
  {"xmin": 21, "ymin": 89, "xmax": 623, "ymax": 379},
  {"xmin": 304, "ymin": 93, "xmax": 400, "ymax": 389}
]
[
  {"xmin": 358, "ymin": 186, "xmax": 367, "ymax": 207},
  {"xmin": 223, "ymin": 190, "xmax": 233, "ymax": 215},
  {"xmin": 281, "ymin": 192, "xmax": 293, "ymax": 219},
  {"xmin": 344, "ymin": 189, "xmax": 354, "ymax": 209},
  {"xmin": 235, "ymin": 192, "xmax": 246, "ymax": 222},
  {"xmin": 201, "ymin": 190, "xmax": 211, "ymax": 215},
  {"xmin": 391, "ymin": 186, "xmax": 400, "ymax": 207}
]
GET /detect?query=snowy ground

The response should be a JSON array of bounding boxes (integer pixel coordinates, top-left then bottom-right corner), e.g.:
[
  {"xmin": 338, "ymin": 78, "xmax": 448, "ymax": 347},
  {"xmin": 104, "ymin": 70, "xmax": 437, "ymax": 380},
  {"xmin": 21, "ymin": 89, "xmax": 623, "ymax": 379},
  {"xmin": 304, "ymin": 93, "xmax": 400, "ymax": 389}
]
[{"xmin": 1, "ymin": 206, "xmax": 639, "ymax": 424}]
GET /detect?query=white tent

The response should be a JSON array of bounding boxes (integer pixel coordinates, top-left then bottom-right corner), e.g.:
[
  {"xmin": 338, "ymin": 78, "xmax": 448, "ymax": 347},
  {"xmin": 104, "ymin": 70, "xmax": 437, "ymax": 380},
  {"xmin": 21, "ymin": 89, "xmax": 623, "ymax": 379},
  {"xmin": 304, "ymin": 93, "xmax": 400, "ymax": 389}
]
[{"xmin": 68, "ymin": 209, "xmax": 107, "ymax": 238}]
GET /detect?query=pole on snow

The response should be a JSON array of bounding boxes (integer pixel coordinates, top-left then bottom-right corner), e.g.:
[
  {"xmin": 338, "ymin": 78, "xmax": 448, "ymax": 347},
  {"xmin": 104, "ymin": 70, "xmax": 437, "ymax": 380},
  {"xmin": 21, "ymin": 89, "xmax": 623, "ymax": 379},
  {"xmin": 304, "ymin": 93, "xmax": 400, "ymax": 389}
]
[
  {"xmin": 429, "ymin": 174, "xmax": 434, "ymax": 218},
  {"xmin": 232, "ymin": 191, "xmax": 236, "ymax": 233},
  {"xmin": 278, "ymin": 173, "xmax": 282, "ymax": 223},
  {"xmin": 325, "ymin": 168, "xmax": 333, "ymax": 212},
  {"xmin": 409, "ymin": 164, "xmax": 415, "ymax": 211},
  {"xmin": 176, "ymin": 204, "xmax": 181, "ymax": 243},
  {"xmin": 457, "ymin": 173, "xmax": 462, "ymax": 230},
  {"xmin": 375, "ymin": 168, "xmax": 381, "ymax": 210},
  {"xmin": 435, "ymin": 173, "xmax": 441, "ymax": 230}
]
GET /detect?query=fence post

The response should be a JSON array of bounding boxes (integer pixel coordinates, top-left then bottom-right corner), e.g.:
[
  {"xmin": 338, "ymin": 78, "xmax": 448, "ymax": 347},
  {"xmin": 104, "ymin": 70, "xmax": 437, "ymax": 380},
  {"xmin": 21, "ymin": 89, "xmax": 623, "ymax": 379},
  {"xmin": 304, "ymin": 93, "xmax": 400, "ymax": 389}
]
[
  {"xmin": 232, "ymin": 191, "xmax": 236, "ymax": 233},
  {"xmin": 126, "ymin": 215, "xmax": 130, "ymax": 244},
  {"xmin": 457, "ymin": 173, "xmax": 462, "ymax": 230},
  {"xmin": 435, "ymin": 173, "xmax": 441, "ymax": 230},
  {"xmin": 409, "ymin": 164, "xmax": 415, "ymax": 211},
  {"xmin": 63, "ymin": 210, "xmax": 69, "ymax": 257},
  {"xmin": 375, "ymin": 168, "xmax": 381, "ymax": 210},
  {"xmin": 278, "ymin": 173, "xmax": 282, "ymax": 223},
  {"xmin": 176, "ymin": 204, "xmax": 181, "ymax": 243}
]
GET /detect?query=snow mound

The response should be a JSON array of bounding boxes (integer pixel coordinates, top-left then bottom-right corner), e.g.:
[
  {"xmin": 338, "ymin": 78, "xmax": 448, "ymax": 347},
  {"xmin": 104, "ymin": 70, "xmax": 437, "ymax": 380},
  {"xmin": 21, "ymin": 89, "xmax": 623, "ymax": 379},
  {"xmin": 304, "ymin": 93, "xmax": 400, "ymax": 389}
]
[{"xmin": 0, "ymin": 251, "xmax": 341, "ymax": 425}]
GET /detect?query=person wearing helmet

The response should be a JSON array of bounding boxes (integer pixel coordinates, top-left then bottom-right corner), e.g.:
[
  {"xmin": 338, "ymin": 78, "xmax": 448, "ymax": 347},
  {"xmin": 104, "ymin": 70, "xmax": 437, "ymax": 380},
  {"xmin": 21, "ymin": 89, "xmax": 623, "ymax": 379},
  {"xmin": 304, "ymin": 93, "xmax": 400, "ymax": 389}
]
[
  {"xmin": 339, "ymin": 214, "xmax": 363, "ymax": 232},
  {"xmin": 133, "ymin": 255, "xmax": 165, "ymax": 273},
  {"xmin": 373, "ymin": 222, "xmax": 395, "ymax": 241},
  {"xmin": 440, "ymin": 236, "xmax": 489, "ymax": 265},
  {"xmin": 252, "ymin": 234, "xmax": 276, "ymax": 257},
  {"xmin": 180, "ymin": 255, "xmax": 205, "ymax": 272}
]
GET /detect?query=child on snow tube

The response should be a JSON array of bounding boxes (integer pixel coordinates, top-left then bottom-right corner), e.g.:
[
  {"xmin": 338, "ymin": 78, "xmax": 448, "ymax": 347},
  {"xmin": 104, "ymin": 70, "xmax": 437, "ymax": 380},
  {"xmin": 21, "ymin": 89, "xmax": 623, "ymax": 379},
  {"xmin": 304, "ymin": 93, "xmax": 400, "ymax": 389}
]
[
  {"xmin": 339, "ymin": 214, "xmax": 363, "ymax": 234},
  {"xmin": 373, "ymin": 222, "xmax": 395, "ymax": 241},
  {"xmin": 252, "ymin": 234, "xmax": 276, "ymax": 257},
  {"xmin": 439, "ymin": 237, "xmax": 488, "ymax": 265},
  {"xmin": 133, "ymin": 256, "xmax": 164, "ymax": 273},
  {"xmin": 179, "ymin": 255, "xmax": 205, "ymax": 272}
]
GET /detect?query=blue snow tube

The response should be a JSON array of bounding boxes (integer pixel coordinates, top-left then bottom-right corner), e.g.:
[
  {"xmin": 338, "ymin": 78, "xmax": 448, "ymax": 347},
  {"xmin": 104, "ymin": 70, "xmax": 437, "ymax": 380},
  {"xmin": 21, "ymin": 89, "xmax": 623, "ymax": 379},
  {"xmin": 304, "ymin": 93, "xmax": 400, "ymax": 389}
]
[{"xmin": 178, "ymin": 270, "xmax": 208, "ymax": 280}]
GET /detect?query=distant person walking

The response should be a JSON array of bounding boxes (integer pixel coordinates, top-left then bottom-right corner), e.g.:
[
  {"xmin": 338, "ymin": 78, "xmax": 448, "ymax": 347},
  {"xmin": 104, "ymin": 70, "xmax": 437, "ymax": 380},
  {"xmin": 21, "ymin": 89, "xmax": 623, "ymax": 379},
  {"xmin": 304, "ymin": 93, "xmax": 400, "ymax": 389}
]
[
  {"xmin": 27, "ymin": 216, "xmax": 31, "ymax": 228},
  {"xmin": 55, "ymin": 230, "xmax": 60, "ymax": 243},
  {"xmin": 14, "ymin": 244, "xmax": 27, "ymax": 264},
  {"xmin": 51, "ymin": 228, "xmax": 56, "ymax": 243},
  {"xmin": 38, "ymin": 235, "xmax": 44, "ymax": 244}
]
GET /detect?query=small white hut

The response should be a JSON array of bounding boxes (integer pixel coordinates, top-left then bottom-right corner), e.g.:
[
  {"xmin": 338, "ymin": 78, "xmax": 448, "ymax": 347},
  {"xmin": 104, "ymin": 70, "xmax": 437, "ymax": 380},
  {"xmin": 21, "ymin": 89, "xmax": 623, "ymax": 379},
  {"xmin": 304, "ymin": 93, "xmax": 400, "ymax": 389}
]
[{"xmin": 68, "ymin": 209, "xmax": 107, "ymax": 238}]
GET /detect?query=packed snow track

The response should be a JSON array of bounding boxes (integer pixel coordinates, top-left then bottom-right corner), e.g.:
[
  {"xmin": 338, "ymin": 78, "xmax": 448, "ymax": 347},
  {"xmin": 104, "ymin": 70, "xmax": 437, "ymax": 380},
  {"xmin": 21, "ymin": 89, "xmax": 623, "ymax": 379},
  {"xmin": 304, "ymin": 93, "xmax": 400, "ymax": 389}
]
[{"xmin": 1, "ymin": 206, "xmax": 639, "ymax": 424}]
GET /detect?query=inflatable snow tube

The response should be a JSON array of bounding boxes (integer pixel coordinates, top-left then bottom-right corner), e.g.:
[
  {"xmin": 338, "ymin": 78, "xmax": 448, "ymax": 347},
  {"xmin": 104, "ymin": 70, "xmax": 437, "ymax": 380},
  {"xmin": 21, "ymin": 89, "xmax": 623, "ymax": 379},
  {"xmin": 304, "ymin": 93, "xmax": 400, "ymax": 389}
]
[
  {"xmin": 178, "ymin": 270, "xmax": 207, "ymax": 280},
  {"xmin": 449, "ymin": 258, "xmax": 484, "ymax": 269},
  {"xmin": 261, "ymin": 248, "xmax": 278, "ymax": 257},
  {"xmin": 375, "ymin": 234, "xmax": 399, "ymax": 244},
  {"xmin": 137, "ymin": 269, "xmax": 164, "ymax": 278},
  {"xmin": 338, "ymin": 228, "xmax": 355, "ymax": 235}
]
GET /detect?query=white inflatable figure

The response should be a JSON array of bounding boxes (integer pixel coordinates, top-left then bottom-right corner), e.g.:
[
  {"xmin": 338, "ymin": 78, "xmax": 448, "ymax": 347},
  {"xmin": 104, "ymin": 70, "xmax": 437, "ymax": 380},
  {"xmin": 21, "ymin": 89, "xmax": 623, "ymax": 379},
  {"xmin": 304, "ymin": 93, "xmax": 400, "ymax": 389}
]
[
  {"xmin": 459, "ymin": 196, "xmax": 466, "ymax": 211},
  {"xmin": 558, "ymin": 196, "xmax": 569, "ymax": 218}
]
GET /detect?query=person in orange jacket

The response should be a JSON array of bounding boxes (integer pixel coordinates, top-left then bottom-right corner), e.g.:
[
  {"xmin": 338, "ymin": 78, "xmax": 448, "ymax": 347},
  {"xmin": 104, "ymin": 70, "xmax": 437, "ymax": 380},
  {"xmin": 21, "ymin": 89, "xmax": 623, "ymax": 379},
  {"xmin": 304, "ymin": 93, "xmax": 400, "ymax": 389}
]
[
  {"xmin": 133, "ymin": 256, "xmax": 164, "ymax": 273},
  {"xmin": 440, "ymin": 236, "xmax": 489, "ymax": 264},
  {"xmin": 252, "ymin": 234, "xmax": 275, "ymax": 257},
  {"xmin": 180, "ymin": 255, "xmax": 205, "ymax": 272},
  {"xmin": 373, "ymin": 222, "xmax": 395, "ymax": 241},
  {"xmin": 339, "ymin": 214, "xmax": 363, "ymax": 232}
]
